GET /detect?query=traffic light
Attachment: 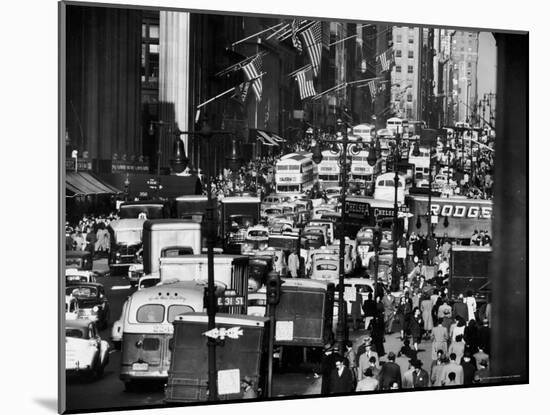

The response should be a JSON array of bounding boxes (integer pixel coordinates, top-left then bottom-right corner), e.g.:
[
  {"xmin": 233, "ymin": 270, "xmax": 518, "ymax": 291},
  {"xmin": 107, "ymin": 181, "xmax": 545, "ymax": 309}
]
[{"xmin": 266, "ymin": 271, "xmax": 282, "ymax": 306}]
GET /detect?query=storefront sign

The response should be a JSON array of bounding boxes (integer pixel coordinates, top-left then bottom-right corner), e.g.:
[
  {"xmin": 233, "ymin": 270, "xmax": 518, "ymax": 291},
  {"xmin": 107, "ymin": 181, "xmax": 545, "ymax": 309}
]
[
  {"xmin": 430, "ymin": 203, "xmax": 492, "ymax": 219},
  {"xmin": 278, "ymin": 176, "xmax": 296, "ymax": 182},
  {"xmin": 374, "ymin": 207, "xmax": 394, "ymax": 218}
]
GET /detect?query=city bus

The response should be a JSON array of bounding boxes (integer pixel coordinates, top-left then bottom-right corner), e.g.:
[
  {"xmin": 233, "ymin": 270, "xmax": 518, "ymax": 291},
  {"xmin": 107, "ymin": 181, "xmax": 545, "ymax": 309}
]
[
  {"xmin": 349, "ymin": 150, "xmax": 382, "ymax": 193},
  {"xmin": 373, "ymin": 172, "xmax": 406, "ymax": 204},
  {"xmin": 317, "ymin": 150, "xmax": 340, "ymax": 189},
  {"xmin": 352, "ymin": 123, "xmax": 376, "ymax": 142},
  {"xmin": 275, "ymin": 152, "xmax": 318, "ymax": 194},
  {"xmin": 386, "ymin": 117, "xmax": 409, "ymax": 136},
  {"xmin": 408, "ymin": 144, "xmax": 432, "ymax": 183},
  {"xmin": 118, "ymin": 280, "xmax": 210, "ymax": 390}
]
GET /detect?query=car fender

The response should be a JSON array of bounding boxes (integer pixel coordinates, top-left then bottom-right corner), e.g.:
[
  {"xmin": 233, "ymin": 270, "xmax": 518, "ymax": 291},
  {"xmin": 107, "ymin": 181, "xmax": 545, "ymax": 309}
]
[{"xmin": 99, "ymin": 340, "xmax": 110, "ymax": 366}]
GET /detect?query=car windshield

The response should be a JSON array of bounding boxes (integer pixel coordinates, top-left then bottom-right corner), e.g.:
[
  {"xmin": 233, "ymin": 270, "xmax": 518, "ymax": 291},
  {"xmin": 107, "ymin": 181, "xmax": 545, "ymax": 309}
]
[
  {"xmin": 66, "ymin": 275, "xmax": 89, "ymax": 283},
  {"xmin": 265, "ymin": 209, "xmax": 282, "ymax": 214},
  {"xmin": 317, "ymin": 264, "xmax": 337, "ymax": 271},
  {"xmin": 67, "ymin": 286, "xmax": 98, "ymax": 298},
  {"xmin": 136, "ymin": 304, "xmax": 165, "ymax": 323},
  {"xmin": 248, "ymin": 230, "xmax": 268, "ymax": 238},
  {"xmin": 230, "ymin": 215, "xmax": 253, "ymax": 227},
  {"xmin": 115, "ymin": 230, "xmax": 141, "ymax": 245},
  {"xmin": 66, "ymin": 327, "xmax": 88, "ymax": 338}
]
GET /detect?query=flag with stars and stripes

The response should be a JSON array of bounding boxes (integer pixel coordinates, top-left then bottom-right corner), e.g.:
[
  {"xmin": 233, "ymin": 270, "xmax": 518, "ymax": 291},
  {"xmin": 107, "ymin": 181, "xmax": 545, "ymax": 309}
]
[
  {"xmin": 295, "ymin": 67, "xmax": 316, "ymax": 100},
  {"xmin": 291, "ymin": 20, "xmax": 303, "ymax": 53},
  {"xmin": 368, "ymin": 79, "xmax": 378, "ymax": 101},
  {"xmin": 378, "ymin": 48, "xmax": 393, "ymax": 72},
  {"xmin": 300, "ymin": 21, "xmax": 323, "ymax": 77},
  {"xmin": 242, "ymin": 55, "xmax": 263, "ymax": 101}
]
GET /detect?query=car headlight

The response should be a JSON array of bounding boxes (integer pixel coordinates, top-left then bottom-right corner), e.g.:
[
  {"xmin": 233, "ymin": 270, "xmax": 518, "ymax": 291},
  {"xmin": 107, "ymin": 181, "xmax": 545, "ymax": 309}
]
[
  {"xmin": 116, "ymin": 252, "xmax": 121, "ymax": 257},
  {"xmin": 93, "ymin": 306, "xmax": 99, "ymax": 312}
]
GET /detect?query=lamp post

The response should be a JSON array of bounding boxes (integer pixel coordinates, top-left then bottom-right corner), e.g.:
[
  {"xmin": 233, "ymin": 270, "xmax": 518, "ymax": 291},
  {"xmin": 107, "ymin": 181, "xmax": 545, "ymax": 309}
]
[
  {"xmin": 311, "ymin": 118, "xmax": 366, "ymax": 355},
  {"xmin": 390, "ymin": 128, "xmax": 402, "ymax": 293},
  {"xmin": 173, "ymin": 118, "xmax": 236, "ymax": 401}
]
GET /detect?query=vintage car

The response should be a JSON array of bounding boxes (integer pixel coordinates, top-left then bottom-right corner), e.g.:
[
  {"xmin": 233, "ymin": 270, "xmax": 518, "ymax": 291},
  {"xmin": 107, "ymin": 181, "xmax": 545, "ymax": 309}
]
[
  {"xmin": 241, "ymin": 226, "xmax": 270, "ymax": 253},
  {"xmin": 261, "ymin": 207, "xmax": 284, "ymax": 223},
  {"xmin": 108, "ymin": 218, "xmax": 145, "ymax": 275},
  {"xmin": 312, "ymin": 204, "xmax": 337, "ymax": 220},
  {"xmin": 268, "ymin": 219, "xmax": 295, "ymax": 234},
  {"xmin": 300, "ymin": 231, "xmax": 326, "ymax": 250},
  {"xmin": 356, "ymin": 226, "xmax": 375, "ymax": 244},
  {"xmin": 65, "ymin": 319, "xmax": 110, "ymax": 380},
  {"xmin": 303, "ymin": 225, "xmax": 329, "ymax": 246},
  {"xmin": 65, "ymin": 250, "xmax": 93, "ymax": 271},
  {"xmin": 357, "ymin": 243, "xmax": 375, "ymax": 269},
  {"xmin": 137, "ymin": 275, "xmax": 161, "ymax": 290},
  {"xmin": 311, "ymin": 258, "xmax": 339, "ymax": 283},
  {"xmin": 65, "ymin": 269, "xmax": 97, "ymax": 284},
  {"xmin": 66, "ymin": 282, "xmax": 110, "ymax": 329}
]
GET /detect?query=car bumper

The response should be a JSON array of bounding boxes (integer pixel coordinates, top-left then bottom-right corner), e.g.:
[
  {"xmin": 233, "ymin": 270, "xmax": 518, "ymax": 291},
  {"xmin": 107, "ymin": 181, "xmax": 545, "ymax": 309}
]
[{"xmin": 120, "ymin": 369, "xmax": 169, "ymax": 381}]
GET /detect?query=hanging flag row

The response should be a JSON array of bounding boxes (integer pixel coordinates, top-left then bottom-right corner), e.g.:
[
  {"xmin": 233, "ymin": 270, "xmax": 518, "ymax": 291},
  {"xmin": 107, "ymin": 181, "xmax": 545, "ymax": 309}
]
[{"xmin": 377, "ymin": 47, "xmax": 394, "ymax": 72}]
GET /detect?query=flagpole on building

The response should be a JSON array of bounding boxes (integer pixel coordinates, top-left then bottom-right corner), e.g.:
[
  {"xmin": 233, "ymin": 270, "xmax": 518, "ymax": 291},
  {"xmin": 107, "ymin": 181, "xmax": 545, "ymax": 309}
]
[
  {"xmin": 231, "ymin": 22, "xmax": 286, "ymax": 47},
  {"xmin": 278, "ymin": 20, "xmax": 315, "ymax": 41},
  {"xmin": 287, "ymin": 64, "xmax": 312, "ymax": 78},
  {"xmin": 265, "ymin": 23, "xmax": 290, "ymax": 40}
]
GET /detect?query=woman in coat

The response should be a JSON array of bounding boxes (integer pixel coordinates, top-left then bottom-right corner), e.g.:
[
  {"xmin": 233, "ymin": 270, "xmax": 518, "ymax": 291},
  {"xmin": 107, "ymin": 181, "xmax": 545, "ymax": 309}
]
[
  {"xmin": 409, "ymin": 308, "xmax": 424, "ymax": 351},
  {"xmin": 420, "ymin": 295, "xmax": 434, "ymax": 338}
]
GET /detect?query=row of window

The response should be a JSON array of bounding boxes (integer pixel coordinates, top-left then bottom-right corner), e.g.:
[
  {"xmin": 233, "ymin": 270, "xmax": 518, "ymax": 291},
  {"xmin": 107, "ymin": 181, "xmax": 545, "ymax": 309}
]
[
  {"xmin": 395, "ymin": 34, "xmax": 415, "ymax": 44},
  {"xmin": 395, "ymin": 65, "xmax": 414, "ymax": 73},
  {"xmin": 395, "ymin": 50, "xmax": 414, "ymax": 58}
]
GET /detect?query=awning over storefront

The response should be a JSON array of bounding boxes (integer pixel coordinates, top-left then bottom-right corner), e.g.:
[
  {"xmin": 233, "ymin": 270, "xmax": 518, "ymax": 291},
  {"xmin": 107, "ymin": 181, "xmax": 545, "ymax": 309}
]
[
  {"xmin": 66, "ymin": 172, "xmax": 122, "ymax": 197},
  {"xmin": 406, "ymin": 195, "xmax": 493, "ymax": 240}
]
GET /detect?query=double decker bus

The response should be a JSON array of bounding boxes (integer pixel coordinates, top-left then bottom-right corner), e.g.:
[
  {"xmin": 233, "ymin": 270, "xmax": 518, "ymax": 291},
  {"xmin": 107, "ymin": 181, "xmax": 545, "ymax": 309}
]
[
  {"xmin": 349, "ymin": 150, "xmax": 381, "ymax": 193},
  {"xmin": 317, "ymin": 150, "xmax": 340, "ymax": 189},
  {"xmin": 275, "ymin": 152, "xmax": 318, "ymax": 194}
]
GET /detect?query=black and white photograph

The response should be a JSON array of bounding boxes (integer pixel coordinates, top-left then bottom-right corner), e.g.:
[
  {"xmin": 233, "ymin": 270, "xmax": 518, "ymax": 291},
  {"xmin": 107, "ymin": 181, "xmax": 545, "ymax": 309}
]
[
  {"xmin": 5, "ymin": 0, "xmax": 545, "ymax": 415},
  {"xmin": 57, "ymin": 0, "xmax": 529, "ymax": 413}
]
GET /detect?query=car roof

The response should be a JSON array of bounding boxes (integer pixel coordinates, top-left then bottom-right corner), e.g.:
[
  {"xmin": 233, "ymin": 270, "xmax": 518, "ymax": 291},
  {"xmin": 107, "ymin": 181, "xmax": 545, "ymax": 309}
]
[
  {"xmin": 65, "ymin": 319, "xmax": 95, "ymax": 329},
  {"xmin": 66, "ymin": 282, "xmax": 104, "ymax": 289}
]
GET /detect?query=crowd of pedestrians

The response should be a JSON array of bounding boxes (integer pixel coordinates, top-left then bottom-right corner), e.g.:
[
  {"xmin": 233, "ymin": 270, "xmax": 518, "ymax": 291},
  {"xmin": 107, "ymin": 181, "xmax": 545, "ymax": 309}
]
[
  {"xmin": 65, "ymin": 213, "xmax": 119, "ymax": 256},
  {"xmin": 319, "ymin": 290, "xmax": 493, "ymax": 395}
]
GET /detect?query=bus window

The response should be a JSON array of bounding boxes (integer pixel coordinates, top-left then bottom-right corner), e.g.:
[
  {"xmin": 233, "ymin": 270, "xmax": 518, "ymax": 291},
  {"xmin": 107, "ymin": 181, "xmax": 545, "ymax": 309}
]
[
  {"xmin": 136, "ymin": 304, "xmax": 165, "ymax": 323},
  {"xmin": 167, "ymin": 305, "xmax": 195, "ymax": 322}
]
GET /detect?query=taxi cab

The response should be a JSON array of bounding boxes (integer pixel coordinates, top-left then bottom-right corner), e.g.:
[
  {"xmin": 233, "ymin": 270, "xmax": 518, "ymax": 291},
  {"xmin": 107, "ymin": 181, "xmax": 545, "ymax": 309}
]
[{"xmin": 65, "ymin": 319, "xmax": 110, "ymax": 380}]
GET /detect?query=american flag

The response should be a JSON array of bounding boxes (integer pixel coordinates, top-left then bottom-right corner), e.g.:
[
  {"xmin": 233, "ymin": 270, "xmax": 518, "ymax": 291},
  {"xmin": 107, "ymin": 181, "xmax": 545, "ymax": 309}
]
[
  {"xmin": 295, "ymin": 67, "xmax": 316, "ymax": 100},
  {"xmin": 291, "ymin": 20, "xmax": 303, "ymax": 53},
  {"xmin": 242, "ymin": 55, "xmax": 263, "ymax": 101},
  {"xmin": 378, "ymin": 48, "xmax": 393, "ymax": 71},
  {"xmin": 368, "ymin": 79, "xmax": 378, "ymax": 101},
  {"xmin": 231, "ymin": 81, "xmax": 249, "ymax": 104},
  {"xmin": 300, "ymin": 21, "xmax": 323, "ymax": 77}
]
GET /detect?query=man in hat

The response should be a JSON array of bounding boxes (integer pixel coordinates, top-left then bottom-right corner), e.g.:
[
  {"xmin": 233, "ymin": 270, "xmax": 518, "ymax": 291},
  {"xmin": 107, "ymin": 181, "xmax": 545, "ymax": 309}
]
[
  {"xmin": 437, "ymin": 299, "xmax": 452, "ymax": 319},
  {"xmin": 430, "ymin": 350, "xmax": 448, "ymax": 387},
  {"xmin": 411, "ymin": 359, "xmax": 429, "ymax": 388},
  {"xmin": 328, "ymin": 355, "xmax": 354, "ymax": 394},
  {"xmin": 357, "ymin": 340, "xmax": 379, "ymax": 380},
  {"xmin": 320, "ymin": 342, "xmax": 339, "ymax": 395},
  {"xmin": 378, "ymin": 352, "xmax": 402, "ymax": 390},
  {"xmin": 355, "ymin": 336, "xmax": 371, "ymax": 365},
  {"xmin": 355, "ymin": 368, "xmax": 379, "ymax": 392},
  {"xmin": 241, "ymin": 376, "xmax": 257, "ymax": 399},
  {"xmin": 478, "ymin": 318, "xmax": 491, "ymax": 354}
]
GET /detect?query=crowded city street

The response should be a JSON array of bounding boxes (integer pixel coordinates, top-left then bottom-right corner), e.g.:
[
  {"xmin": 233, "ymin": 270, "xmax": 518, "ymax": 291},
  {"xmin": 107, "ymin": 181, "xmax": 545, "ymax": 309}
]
[{"xmin": 60, "ymin": 4, "xmax": 526, "ymax": 413}]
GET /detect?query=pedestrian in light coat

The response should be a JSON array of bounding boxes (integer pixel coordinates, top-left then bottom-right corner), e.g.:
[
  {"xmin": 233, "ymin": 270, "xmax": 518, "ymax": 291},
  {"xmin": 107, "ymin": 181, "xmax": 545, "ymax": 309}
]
[
  {"xmin": 431, "ymin": 318, "xmax": 449, "ymax": 360},
  {"xmin": 420, "ymin": 295, "xmax": 434, "ymax": 336}
]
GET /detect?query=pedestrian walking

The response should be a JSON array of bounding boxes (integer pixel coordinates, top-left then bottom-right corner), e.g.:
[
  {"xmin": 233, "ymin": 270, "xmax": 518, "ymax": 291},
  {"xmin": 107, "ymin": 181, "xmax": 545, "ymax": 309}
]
[
  {"xmin": 449, "ymin": 334, "xmax": 465, "ymax": 364},
  {"xmin": 287, "ymin": 249, "xmax": 300, "ymax": 278},
  {"xmin": 430, "ymin": 350, "xmax": 447, "ymax": 387},
  {"xmin": 362, "ymin": 292, "xmax": 377, "ymax": 330},
  {"xmin": 343, "ymin": 341, "xmax": 357, "ymax": 385},
  {"xmin": 431, "ymin": 318, "xmax": 449, "ymax": 360},
  {"xmin": 452, "ymin": 293, "xmax": 469, "ymax": 322},
  {"xmin": 420, "ymin": 294, "xmax": 434, "ymax": 338},
  {"xmin": 461, "ymin": 353, "xmax": 477, "ymax": 385},
  {"xmin": 409, "ymin": 308, "xmax": 424, "ymax": 351},
  {"xmin": 464, "ymin": 290, "xmax": 477, "ymax": 322},
  {"xmin": 411, "ymin": 360, "xmax": 429, "ymax": 388},
  {"xmin": 382, "ymin": 293, "xmax": 396, "ymax": 334},
  {"xmin": 441, "ymin": 353, "xmax": 464, "ymax": 385},
  {"xmin": 378, "ymin": 352, "xmax": 402, "ymax": 390},
  {"xmin": 320, "ymin": 343, "xmax": 339, "ymax": 395},
  {"xmin": 464, "ymin": 319, "xmax": 480, "ymax": 355},
  {"xmin": 240, "ymin": 376, "xmax": 257, "ymax": 399},
  {"xmin": 328, "ymin": 356, "xmax": 355, "ymax": 394}
]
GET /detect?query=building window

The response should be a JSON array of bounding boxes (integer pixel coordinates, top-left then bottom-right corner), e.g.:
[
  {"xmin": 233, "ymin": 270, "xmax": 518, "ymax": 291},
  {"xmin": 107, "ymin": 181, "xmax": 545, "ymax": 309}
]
[
  {"xmin": 408, "ymin": 36, "xmax": 414, "ymax": 44},
  {"xmin": 141, "ymin": 17, "xmax": 160, "ymax": 88},
  {"xmin": 407, "ymin": 65, "xmax": 413, "ymax": 73},
  {"xmin": 407, "ymin": 94, "xmax": 413, "ymax": 102},
  {"xmin": 467, "ymin": 62, "xmax": 472, "ymax": 68},
  {"xmin": 408, "ymin": 50, "xmax": 414, "ymax": 59},
  {"xmin": 396, "ymin": 50, "xmax": 402, "ymax": 57},
  {"xmin": 396, "ymin": 34, "xmax": 402, "ymax": 43},
  {"xmin": 396, "ymin": 65, "xmax": 402, "ymax": 73}
]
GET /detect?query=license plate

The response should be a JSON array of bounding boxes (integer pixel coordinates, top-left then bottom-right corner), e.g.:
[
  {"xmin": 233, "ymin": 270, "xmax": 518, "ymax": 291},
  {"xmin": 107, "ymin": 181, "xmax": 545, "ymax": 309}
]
[{"xmin": 132, "ymin": 362, "xmax": 148, "ymax": 371}]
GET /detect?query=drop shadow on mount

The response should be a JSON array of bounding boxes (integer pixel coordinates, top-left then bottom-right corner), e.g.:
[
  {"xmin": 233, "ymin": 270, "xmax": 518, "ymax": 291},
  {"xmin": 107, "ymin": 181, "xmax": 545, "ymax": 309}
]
[{"xmin": 34, "ymin": 398, "xmax": 57, "ymax": 413}]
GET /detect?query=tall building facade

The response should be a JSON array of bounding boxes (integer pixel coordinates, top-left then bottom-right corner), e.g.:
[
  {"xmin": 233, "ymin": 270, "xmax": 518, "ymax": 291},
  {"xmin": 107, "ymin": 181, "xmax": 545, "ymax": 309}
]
[
  {"xmin": 450, "ymin": 31, "xmax": 479, "ymax": 123},
  {"xmin": 390, "ymin": 26, "xmax": 421, "ymax": 121}
]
